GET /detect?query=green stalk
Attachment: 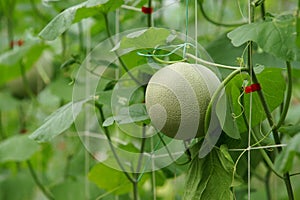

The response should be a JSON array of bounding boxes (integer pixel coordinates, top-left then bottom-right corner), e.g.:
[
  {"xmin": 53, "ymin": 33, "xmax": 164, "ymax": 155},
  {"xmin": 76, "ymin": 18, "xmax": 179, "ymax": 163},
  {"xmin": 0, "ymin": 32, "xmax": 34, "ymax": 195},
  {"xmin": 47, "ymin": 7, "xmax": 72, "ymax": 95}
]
[
  {"xmin": 95, "ymin": 103, "xmax": 135, "ymax": 183},
  {"xmin": 197, "ymin": 0, "xmax": 246, "ymax": 27},
  {"xmin": 103, "ymin": 13, "xmax": 142, "ymax": 85},
  {"xmin": 133, "ymin": 181, "xmax": 139, "ymax": 200},
  {"xmin": 0, "ymin": 111, "xmax": 7, "ymax": 140},
  {"xmin": 265, "ymin": 169, "xmax": 272, "ymax": 200},
  {"xmin": 78, "ymin": 22, "xmax": 85, "ymax": 55},
  {"xmin": 29, "ymin": 0, "xmax": 48, "ymax": 22},
  {"xmin": 61, "ymin": 32, "xmax": 67, "ymax": 59},
  {"xmin": 147, "ymin": 0, "xmax": 152, "ymax": 27},
  {"xmin": 6, "ymin": 0, "xmax": 16, "ymax": 49},
  {"xmin": 27, "ymin": 160, "xmax": 55, "ymax": 200},
  {"xmin": 20, "ymin": 61, "xmax": 39, "ymax": 105},
  {"xmin": 245, "ymin": 3, "xmax": 294, "ymax": 198},
  {"xmin": 276, "ymin": 61, "xmax": 293, "ymax": 129},
  {"xmin": 135, "ymin": 126, "xmax": 146, "ymax": 174},
  {"xmin": 204, "ymin": 68, "xmax": 248, "ymax": 132},
  {"xmin": 260, "ymin": 2, "xmax": 266, "ymax": 20},
  {"xmin": 246, "ymin": 68, "xmax": 294, "ymax": 199},
  {"xmin": 132, "ymin": 126, "xmax": 147, "ymax": 200},
  {"xmin": 157, "ymin": 133, "xmax": 191, "ymax": 165}
]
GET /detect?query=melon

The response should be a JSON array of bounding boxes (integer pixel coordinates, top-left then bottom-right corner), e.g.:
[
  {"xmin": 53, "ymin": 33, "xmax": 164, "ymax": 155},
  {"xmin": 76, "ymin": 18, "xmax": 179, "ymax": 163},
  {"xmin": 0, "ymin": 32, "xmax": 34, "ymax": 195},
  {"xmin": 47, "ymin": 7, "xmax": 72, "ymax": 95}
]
[{"xmin": 145, "ymin": 62, "xmax": 220, "ymax": 140}]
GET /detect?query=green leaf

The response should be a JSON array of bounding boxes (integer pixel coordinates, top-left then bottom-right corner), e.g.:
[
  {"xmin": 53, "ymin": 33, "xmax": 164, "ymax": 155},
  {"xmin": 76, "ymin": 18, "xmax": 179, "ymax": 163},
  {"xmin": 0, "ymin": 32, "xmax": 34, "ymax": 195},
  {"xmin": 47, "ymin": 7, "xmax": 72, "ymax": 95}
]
[
  {"xmin": 87, "ymin": 0, "xmax": 124, "ymax": 13},
  {"xmin": 120, "ymin": 27, "xmax": 172, "ymax": 49},
  {"xmin": 96, "ymin": 90, "xmax": 113, "ymax": 106},
  {"xmin": 39, "ymin": 2, "xmax": 85, "ymax": 40},
  {"xmin": 103, "ymin": 103, "xmax": 149, "ymax": 127},
  {"xmin": 0, "ymin": 42, "xmax": 46, "ymax": 86},
  {"xmin": 228, "ymin": 14, "xmax": 299, "ymax": 61},
  {"xmin": 88, "ymin": 163, "xmax": 131, "ymax": 195},
  {"xmin": 183, "ymin": 145, "xmax": 242, "ymax": 200},
  {"xmin": 0, "ymin": 170, "xmax": 36, "ymax": 199},
  {"xmin": 217, "ymin": 68, "xmax": 285, "ymax": 138},
  {"xmin": 29, "ymin": 99, "xmax": 90, "ymax": 142},
  {"xmin": 39, "ymin": 0, "xmax": 124, "ymax": 40},
  {"xmin": 0, "ymin": 135, "xmax": 39, "ymax": 163},
  {"xmin": 279, "ymin": 124, "xmax": 300, "ymax": 136},
  {"xmin": 274, "ymin": 134, "xmax": 300, "ymax": 173},
  {"xmin": 51, "ymin": 179, "xmax": 95, "ymax": 200}
]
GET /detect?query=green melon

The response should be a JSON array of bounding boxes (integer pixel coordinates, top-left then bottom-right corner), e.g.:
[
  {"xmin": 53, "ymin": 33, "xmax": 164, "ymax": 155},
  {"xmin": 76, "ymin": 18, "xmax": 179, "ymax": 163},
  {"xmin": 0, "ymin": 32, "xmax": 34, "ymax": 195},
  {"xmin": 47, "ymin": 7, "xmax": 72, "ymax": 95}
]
[{"xmin": 145, "ymin": 62, "xmax": 220, "ymax": 140}]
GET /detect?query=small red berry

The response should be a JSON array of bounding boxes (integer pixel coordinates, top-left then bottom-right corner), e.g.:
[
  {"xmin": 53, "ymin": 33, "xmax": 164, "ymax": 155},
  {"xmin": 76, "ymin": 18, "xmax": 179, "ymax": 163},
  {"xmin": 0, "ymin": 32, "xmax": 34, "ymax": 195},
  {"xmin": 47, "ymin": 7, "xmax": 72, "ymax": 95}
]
[
  {"xmin": 19, "ymin": 128, "xmax": 28, "ymax": 134},
  {"xmin": 17, "ymin": 39, "xmax": 24, "ymax": 46}
]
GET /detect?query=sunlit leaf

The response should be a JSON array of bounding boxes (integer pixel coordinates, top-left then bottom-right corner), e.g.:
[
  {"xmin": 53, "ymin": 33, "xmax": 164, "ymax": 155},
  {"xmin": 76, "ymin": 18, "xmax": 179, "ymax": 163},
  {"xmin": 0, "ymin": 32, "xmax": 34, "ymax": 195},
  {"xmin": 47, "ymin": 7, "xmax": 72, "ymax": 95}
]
[
  {"xmin": 39, "ymin": 0, "xmax": 124, "ymax": 40},
  {"xmin": 120, "ymin": 27, "xmax": 172, "ymax": 49},
  {"xmin": 88, "ymin": 163, "xmax": 132, "ymax": 195},
  {"xmin": 228, "ymin": 14, "xmax": 299, "ymax": 61},
  {"xmin": 29, "ymin": 99, "xmax": 90, "ymax": 142}
]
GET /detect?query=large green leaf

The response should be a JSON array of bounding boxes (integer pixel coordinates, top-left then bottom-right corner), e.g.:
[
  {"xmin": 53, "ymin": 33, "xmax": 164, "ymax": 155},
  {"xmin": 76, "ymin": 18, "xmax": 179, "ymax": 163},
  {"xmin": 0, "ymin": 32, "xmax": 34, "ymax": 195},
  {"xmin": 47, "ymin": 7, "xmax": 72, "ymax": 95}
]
[
  {"xmin": 217, "ymin": 68, "xmax": 286, "ymax": 138},
  {"xmin": 0, "ymin": 135, "xmax": 39, "ymax": 163},
  {"xmin": 88, "ymin": 163, "xmax": 132, "ymax": 195},
  {"xmin": 206, "ymin": 33, "xmax": 285, "ymax": 72},
  {"xmin": 228, "ymin": 14, "xmax": 299, "ymax": 61},
  {"xmin": 39, "ymin": 0, "xmax": 124, "ymax": 40},
  {"xmin": 274, "ymin": 134, "xmax": 300, "ymax": 173},
  {"xmin": 29, "ymin": 99, "xmax": 90, "ymax": 142},
  {"xmin": 183, "ymin": 144, "xmax": 242, "ymax": 200},
  {"xmin": 119, "ymin": 27, "xmax": 172, "ymax": 49}
]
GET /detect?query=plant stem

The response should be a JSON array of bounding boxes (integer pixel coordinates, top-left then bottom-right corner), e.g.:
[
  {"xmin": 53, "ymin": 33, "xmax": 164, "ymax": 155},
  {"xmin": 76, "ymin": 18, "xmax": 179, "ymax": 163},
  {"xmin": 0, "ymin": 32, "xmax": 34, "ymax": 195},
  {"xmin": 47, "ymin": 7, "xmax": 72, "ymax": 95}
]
[
  {"xmin": 132, "ymin": 126, "xmax": 147, "ymax": 200},
  {"xmin": 27, "ymin": 160, "xmax": 55, "ymax": 200},
  {"xmin": 78, "ymin": 22, "xmax": 85, "ymax": 55},
  {"xmin": 96, "ymin": 103, "xmax": 135, "ymax": 183},
  {"xmin": 197, "ymin": 0, "xmax": 246, "ymax": 27},
  {"xmin": 246, "ymin": 3, "xmax": 294, "ymax": 199},
  {"xmin": 276, "ymin": 61, "xmax": 293, "ymax": 129},
  {"xmin": 151, "ymin": 170, "xmax": 156, "ymax": 200},
  {"xmin": 29, "ymin": 0, "xmax": 48, "ymax": 22},
  {"xmin": 64, "ymin": 155, "xmax": 73, "ymax": 180},
  {"xmin": 240, "ymin": 100, "xmax": 284, "ymax": 179},
  {"xmin": 133, "ymin": 181, "xmax": 139, "ymax": 200},
  {"xmin": 260, "ymin": 2, "xmax": 266, "ymax": 20},
  {"xmin": 147, "ymin": 0, "xmax": 152, "ymax": 27},
  {"xmin": 265, "ymin": 169, "xmax": 272, "ymax": 200},
  {"xmin": 103, "ymin": 13, "xmax": 142, "ymax": 85},
  {"xmin": 0, "ymin": 111, "xmax": 7, "ymax": 140},
  {"xmin": 250, "ymin": 129, "xmax": 283, "ymax": 179},
  {"xmin": 204, "ymin": 68, "xmax": 248, "ymax": 132},
  {"xmin": 249, "ymin": 68, "xmax": 294, "ymax": 199},
  {"xmin": 5, "ymin": 0, "xmax": 16, "ymax": 49},
  {"xmin": 19, "ymin": 61, "xmax": 39, "ymax": 105},
  {"xmin": 157, "ymin": 133, "xmax": 191, "ymax": 165},
  {"xmin": 61, "ymin": 32, "xmax": 67, "ymax": 59},
  {"xmin": 136, "ymin": 126, "xmax": 146, "ymax": 174}
]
